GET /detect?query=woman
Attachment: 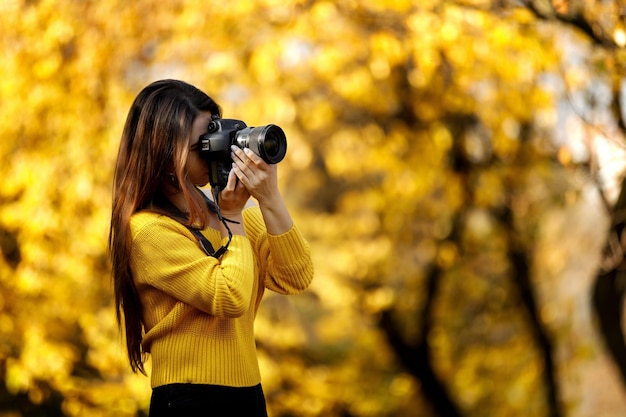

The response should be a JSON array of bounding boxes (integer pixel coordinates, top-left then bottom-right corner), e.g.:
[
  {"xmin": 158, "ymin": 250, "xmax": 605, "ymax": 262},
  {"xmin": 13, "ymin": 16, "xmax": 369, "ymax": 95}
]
[{"xmin": 108, "ymin": 79, "xmax": 314, "ymax": 416}]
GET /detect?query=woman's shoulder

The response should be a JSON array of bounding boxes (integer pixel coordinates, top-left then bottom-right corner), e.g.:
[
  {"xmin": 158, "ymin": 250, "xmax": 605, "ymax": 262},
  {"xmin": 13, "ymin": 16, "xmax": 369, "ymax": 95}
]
[
  {"xmin": 130, "ymin": 210, "xmax": 164, "ymax": 226},
  {"xmin": 130, "ymin": 210, "xmax": 186, "ymax": 238}
]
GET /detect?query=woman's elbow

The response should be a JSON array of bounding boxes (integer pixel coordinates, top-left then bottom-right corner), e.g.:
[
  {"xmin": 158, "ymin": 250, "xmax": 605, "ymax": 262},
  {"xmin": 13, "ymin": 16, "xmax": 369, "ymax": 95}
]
[
  {"xmin": 210, "ymin": 286, "xmax": 252, "ymax": 317},
  {"xmin": 275, "ymin": 265, "xmax": 314, "ymax": 294},
  {"xmin": 222, "ymin": 290, "xmax": 252, "ymax": 317},
  {"xmin": 223, "ymin": 304, "xmax": 248, "ymax": 317},
  {"xmin": 292, "ymin": 269, "xmax": 314, "ymax": 293}
]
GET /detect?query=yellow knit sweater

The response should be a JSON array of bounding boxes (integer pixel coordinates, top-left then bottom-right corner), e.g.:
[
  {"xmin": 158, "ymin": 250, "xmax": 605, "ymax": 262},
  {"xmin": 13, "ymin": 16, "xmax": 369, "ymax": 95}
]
[{"xmin": 129, "ymin": 206, "xmax": 314, "ymax": 388}]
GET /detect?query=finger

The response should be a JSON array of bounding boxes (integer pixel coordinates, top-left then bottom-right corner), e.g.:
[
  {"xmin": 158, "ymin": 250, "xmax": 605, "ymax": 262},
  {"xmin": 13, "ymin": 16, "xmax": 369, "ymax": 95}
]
[
  {"xmin": 230, "ymin": 145, "xmax": 253, "ymax": 165},
  {"xmin": 225, "ymin": 167, "xmax": 240, "ymax": 191},
  {"xmin": 242, "ymin": 147, "xmax": 264, "ymax": 165},
  {"xmin": 231, "ymin": 145, "xmax": 265, "ymax": 168},
  {"xmin": 230, "ymin": 166, "xmax": 251, "ymax": 198},
  {"xmin": 230, "ymin": 147, "xmax": 251, "ymax": 173},
  {"xmin": 231, "ymin": 162, "xmax": 252, "ymax": 187},
  {"xmin": 231, "ymin": 152, "xmax": 257, "ymax": 183},
  {"xmin": 230, "ymin": 145, "xmax": 244, "ymax": 162}
]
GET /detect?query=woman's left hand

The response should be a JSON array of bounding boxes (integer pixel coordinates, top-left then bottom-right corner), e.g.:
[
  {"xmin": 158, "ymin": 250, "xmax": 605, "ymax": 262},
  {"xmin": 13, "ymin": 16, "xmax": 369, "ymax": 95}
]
[
  {"xmin": 230, "ymin": 145, "xmax": 279, "ymax": 205},
  {"xmin": 230, "ymin": 145, "xmax": 293, "ymax": 234}
]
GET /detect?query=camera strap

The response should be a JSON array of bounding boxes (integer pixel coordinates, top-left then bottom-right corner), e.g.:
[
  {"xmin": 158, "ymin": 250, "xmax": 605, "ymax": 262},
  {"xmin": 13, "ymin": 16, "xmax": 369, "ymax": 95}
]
[
  {"xmin": 157, "ymin": 189, "xmax": 227, "ymax": 259},
  {"xmin": 185, "ymin": 217, "xmax": 230, "ymax": 259},
  {"xmin": 192, "ymin": 190, "xmax": 228, "ymax": 258},
  {"xmin": 188, "ymin": 226, "xmax": 222, "ymax": 258}
]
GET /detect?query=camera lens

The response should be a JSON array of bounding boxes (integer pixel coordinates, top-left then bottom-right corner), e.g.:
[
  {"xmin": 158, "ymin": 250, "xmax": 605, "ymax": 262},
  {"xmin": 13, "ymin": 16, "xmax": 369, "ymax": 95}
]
[
  {"xmin": 262, "ymin": 131, "xmax": 281, "ymax": 159},
  {"xmin": 236, "ymin": 124, "xmax": 287, "ymax": 164},
  {"xmin": 258, "ymin": 125, "xmax": 286, "ymax": 164}
]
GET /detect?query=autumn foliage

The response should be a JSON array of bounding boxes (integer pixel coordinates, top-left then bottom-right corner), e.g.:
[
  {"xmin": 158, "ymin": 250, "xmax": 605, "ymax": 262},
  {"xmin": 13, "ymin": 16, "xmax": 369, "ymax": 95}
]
[{"xmin": 1, "ymin": 1, "xmax": 625, "ymax": 416}]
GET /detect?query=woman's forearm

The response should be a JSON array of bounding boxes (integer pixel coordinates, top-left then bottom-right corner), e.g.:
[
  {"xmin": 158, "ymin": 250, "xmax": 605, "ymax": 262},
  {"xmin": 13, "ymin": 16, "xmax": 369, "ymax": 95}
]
[{"xmin": 258, "ymin": 194, "xmax": 293, "ymax": 235}]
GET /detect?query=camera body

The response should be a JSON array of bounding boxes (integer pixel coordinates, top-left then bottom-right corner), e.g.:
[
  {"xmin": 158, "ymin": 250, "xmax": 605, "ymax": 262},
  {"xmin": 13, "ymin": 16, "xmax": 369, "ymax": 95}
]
[{"xmin": 199, "ymin": 118, "xmax": 287, "ymax": 189}]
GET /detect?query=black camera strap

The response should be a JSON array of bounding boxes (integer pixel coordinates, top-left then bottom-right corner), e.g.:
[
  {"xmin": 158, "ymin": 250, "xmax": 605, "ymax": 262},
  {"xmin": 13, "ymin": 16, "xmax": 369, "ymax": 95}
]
[
  {"xmin": 188, "ymin": 226, "xmax": 224, "ymax": 258},
  {"xmin": 157, "ymin": 188, "xmax": 228, "ymax": 259},
  {"xmin": 193, "ymin": 189, "xmax": 229, "ymax": 259}
]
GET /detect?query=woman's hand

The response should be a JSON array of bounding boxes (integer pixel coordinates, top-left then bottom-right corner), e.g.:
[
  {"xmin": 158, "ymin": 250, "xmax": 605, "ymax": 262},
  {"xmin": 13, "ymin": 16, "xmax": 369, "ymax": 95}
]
[
  {"xmin": 229, "ymin": 146, "xmax": 279, "ymax": 205},
  {"xmin": 230, "ymin": 145, "xmax": 293, "ymax": 234},
  {"xmin": 213, "ymin": 165, "xmax": 249, "ymax": 239},
  {"xmin": 216, "ymin": 167, "xmax": 250, "ymax": 217}
]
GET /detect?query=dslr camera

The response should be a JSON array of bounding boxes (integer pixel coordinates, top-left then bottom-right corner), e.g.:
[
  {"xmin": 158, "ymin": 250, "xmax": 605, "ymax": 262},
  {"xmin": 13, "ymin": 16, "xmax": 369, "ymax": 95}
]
[{"xmin": 199, "ymin": 118, "xmax": 287, "ymax": 189}]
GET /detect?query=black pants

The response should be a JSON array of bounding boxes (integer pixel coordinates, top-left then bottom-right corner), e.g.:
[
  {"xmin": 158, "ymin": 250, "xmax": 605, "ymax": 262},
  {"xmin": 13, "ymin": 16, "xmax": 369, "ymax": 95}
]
[{"xmin": 149, "ymin": 383, "xmax": 268, "ymax": 417}]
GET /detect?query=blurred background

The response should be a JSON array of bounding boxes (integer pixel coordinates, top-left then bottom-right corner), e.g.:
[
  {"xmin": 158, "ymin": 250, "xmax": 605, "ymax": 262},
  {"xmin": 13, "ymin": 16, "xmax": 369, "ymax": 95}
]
[{"xmin": 1, "ymin": 0, "xmax": 626, "ymax": 416}]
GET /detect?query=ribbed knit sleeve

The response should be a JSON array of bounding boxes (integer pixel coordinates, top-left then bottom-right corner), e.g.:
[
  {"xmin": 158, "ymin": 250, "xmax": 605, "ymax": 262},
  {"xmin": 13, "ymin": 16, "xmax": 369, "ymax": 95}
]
[
  {"xmin": 243, "ymin": 207, "xmax": 314, "ymax": 295},
  {"xmin": 130, "ymin": 212, "xmax": 255, "ymax": 318}
]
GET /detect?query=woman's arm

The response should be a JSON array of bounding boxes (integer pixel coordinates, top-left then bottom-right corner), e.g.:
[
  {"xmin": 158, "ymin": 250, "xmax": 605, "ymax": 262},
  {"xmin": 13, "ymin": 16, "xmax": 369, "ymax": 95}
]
[
  {"xmin": 243, "ymin": 206, "xmax": 314, "ymax": 295},
  {"xmin": 231, "ymin": 145, "xmax": 313, "ymax": 293},
  {"xmin": 130, "ymin": 213, "xmax": 255, "ymax": 317},
  {"xmin": 229, "ymin": 146, "xmax": 293, "ymax": 235}
]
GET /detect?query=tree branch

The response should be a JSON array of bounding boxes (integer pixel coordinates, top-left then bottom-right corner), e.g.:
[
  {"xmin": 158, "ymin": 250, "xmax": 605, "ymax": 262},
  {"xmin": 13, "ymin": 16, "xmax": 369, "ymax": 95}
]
[{"xmin": 522, "ymin": 0, "xmax": 620, "ymax": 48}]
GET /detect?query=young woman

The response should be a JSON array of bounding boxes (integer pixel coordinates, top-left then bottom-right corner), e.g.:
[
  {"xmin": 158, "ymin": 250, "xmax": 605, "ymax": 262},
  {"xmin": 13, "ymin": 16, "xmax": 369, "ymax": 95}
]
[{"xmin": 108, "ymin": 79, "xmax": 314, "ymax": 416}]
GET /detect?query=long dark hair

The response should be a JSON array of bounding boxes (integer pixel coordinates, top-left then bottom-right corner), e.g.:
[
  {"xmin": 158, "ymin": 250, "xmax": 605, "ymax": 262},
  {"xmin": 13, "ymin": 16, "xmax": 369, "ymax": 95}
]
[{"xmin": 108, "ymin": 79, "xmax": 221, "ymax": 373}]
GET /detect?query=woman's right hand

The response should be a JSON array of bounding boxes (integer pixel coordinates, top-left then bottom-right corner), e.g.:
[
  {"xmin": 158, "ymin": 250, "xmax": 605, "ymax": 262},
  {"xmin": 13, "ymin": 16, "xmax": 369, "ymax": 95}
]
[
  {"xmin": 217, "ymin": 168, "xmax": 251, "ymax": 214},
  {"xmin": 213, "ymin": 169, "xmax": 249, "ymax": 238}
]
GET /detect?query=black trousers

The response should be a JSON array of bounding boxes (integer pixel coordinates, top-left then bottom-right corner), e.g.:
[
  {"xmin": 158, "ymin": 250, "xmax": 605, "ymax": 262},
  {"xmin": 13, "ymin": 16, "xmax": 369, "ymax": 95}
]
[{"xmin": 149, "ymin": 383, "xmax": 268, "ymax": 417}]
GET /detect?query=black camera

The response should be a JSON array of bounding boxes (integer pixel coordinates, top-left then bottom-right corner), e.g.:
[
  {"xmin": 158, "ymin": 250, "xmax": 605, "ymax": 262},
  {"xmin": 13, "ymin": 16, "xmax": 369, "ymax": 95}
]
[{"xmin": 199, "ymin": 118, "xmax": 287, "ymax": 189}]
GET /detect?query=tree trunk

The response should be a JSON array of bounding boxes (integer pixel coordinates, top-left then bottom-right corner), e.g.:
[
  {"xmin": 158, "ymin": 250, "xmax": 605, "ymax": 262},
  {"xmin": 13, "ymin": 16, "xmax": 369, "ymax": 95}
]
[
  {"xmin": 380, "ymin": 264, "xmax": 463, "ymax": 417},
  {"xmin": 593, "ymin": 177, "xmax": 626, "ymax": 386}
]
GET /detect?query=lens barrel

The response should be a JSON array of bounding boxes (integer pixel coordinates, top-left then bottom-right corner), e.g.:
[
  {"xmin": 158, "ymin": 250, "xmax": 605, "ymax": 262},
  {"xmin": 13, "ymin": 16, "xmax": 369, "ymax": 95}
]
[{"xmin": 235, "ymin": 125, "xmax": 287, "ymax": 164}]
